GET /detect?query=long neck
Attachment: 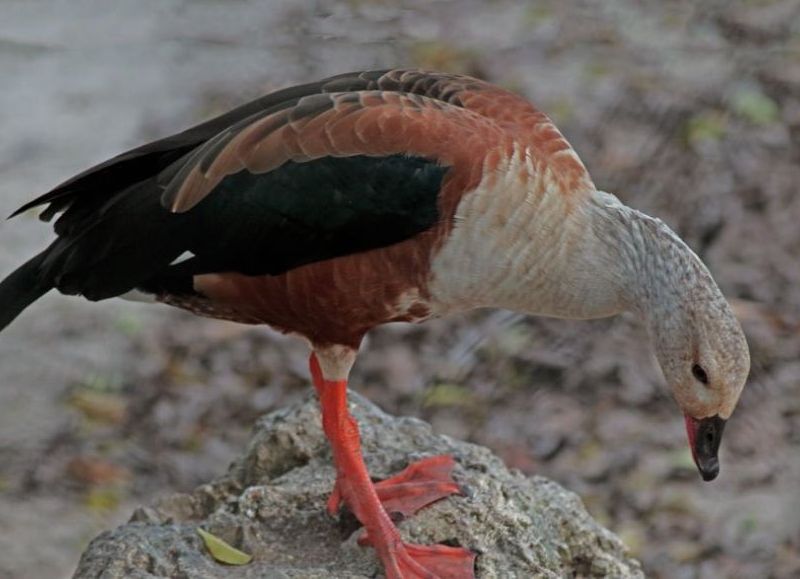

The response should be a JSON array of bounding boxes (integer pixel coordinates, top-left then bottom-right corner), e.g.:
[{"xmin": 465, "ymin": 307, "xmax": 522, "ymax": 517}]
[
  {"xmin": 497, "ymin": 190, "xmax": 714, "ymax": 323},
  {"xmin": 428, "ymin": 158, "xmax": 711, "ymax": 323},
  {"xmin": 579, "ymin": 191, "xmax": 715, "ymax": 324}
]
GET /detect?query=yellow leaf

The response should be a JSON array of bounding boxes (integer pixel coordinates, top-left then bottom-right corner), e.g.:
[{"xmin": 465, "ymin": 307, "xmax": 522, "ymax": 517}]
[
  {"xmin": 422, "ymin": 383, "xmax": 474, "ymax": 408},
  {"xmin": 85, "ymin": 487, "xmax": 121, "ymax": 513},
  {"xmin": 197, "ymin": 528, "xmax": 252, "ymax": 566}
]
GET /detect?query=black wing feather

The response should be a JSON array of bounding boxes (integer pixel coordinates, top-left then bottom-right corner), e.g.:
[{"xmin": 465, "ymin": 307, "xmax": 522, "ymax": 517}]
[
  {"xmin": 0, "ymin": 250, "xmax": 52, "ymax": 333},
  {"xmin": 9, "ymin": 70, "xmax": 390, "ymax": 220},
  {"xmin": 31, "ymin": 154, "xmax": 446, "ymax": 302}
]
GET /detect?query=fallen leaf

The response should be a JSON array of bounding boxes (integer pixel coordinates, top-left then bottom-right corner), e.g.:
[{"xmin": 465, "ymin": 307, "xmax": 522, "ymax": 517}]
[
  {"xmin": 197, "ymin": 528, "xmax": 252, "ymax": 565},
  {"xmin": 85, "ymin": 487, "xmax": 122, "ymax": 512},
  {"xmin": 69, "ymin": 390, "xmax": 127, "ymax": 424},
  {"xmin": 409, "ymin": 41, "xmax": 476, "ymax": 75},
  {"xmin": 67, "ymin": 456, "xmax": 130, "ymax": 486},
  {"xmin": 615, "ymin": 521, "xmax": 646, "ymax": 558},
  {"xmin": 684, "ymin": 111, "xmax": 727, "ymax": 146},
  {"xmin": 730, "ymin": 88, "xmax": 779, "ymax": 125},
  {"xmin": 422, "ymin": 383, "xmax": 474, "ymax": 408}
]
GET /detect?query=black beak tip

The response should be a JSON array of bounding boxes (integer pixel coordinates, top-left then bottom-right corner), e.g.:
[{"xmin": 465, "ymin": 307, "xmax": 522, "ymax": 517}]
[{"xmin": 698, "ymin": 460, "xmax": 720, "ymax": 482}]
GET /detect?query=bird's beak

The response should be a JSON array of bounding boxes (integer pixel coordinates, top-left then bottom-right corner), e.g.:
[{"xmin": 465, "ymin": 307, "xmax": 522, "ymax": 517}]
[{"xmin": 684, "ymin": 414, "xmax": 726, "ymax": 481}]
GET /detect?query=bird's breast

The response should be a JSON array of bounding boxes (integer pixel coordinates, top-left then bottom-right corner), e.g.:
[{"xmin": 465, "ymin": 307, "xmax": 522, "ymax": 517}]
[{"xmin": 427, "ymin": 144, "xmax": 591, "ymax": 316}]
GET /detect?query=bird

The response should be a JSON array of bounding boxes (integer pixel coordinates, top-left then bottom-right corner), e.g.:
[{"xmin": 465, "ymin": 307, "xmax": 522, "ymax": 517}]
[{"xmin": 0, "ymin": 69, "xmax": 750, "ymax": 579}]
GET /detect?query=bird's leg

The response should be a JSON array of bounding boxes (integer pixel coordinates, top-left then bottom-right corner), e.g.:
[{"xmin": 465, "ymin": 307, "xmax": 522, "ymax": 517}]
[
  {"xmin": 310, "ymin": 352, "xmax": 476, "ymax": 579},
  {"xmin": 310, "ymin": 354, "xmax": 464, "ymax": 519}
]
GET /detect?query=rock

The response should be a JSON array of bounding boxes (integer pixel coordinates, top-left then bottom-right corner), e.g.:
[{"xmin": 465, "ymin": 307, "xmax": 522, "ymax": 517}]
[{"xmin": 73, "ymin": 392, "xmax": 643, "ymax": 578}]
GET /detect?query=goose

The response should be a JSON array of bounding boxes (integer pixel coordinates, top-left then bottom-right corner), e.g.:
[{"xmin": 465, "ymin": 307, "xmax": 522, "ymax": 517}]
[{"xmin": 0, "ymin": 69, "xmax": 750, "ymax": 579}]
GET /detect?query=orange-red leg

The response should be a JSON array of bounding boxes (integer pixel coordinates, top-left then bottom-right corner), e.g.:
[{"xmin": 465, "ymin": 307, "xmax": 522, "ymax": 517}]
[{"xmin": 310, "ymin": 353, "xmax": 475, "ymax": 579}]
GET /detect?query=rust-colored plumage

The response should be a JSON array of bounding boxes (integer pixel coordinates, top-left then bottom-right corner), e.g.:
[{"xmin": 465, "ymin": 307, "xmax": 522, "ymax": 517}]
[
  {"xmin": 166, "ymin": 88, "xmax": 504, "ymax": 213},
  {"xmin": 0, "ymin": 69, "xmax": 614, "ymax": 578}
]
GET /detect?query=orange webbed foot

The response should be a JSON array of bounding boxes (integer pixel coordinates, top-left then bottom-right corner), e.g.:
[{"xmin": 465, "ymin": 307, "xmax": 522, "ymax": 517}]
[
  {"xmin": 370, "ymin": 541, "xmax": 477, "ymax": 579},
  {"xmin": 328, "ymin": 454, "xmax": 463, "ymax": 519}
]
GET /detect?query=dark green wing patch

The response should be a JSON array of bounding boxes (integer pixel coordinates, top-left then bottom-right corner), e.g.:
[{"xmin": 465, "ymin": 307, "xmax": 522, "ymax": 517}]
[{"xmin": 178, "ymin": 154, "xmax": 447, "ymax": 277}]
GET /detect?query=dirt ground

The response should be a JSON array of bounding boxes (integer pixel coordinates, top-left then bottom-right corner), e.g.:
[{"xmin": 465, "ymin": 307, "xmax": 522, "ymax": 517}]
[{"xmin": 1, "ymin": 1, "xmax": 798, "ymax": 578}]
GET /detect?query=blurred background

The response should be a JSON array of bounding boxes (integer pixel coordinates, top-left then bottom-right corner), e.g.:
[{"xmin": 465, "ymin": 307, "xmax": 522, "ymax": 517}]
[{"xmin": 1, "ymin": 0, "xmax": 798, "ymax": 577}]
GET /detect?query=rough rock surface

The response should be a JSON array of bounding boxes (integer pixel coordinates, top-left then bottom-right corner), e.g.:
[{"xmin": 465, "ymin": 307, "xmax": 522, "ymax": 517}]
[{"xmin": 73, "ymin": 393, "xmax": 642, "ymax": 578}]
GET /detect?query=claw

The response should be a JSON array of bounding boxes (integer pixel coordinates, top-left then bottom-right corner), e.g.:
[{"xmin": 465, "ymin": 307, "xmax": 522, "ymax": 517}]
[{"xmin": 380, "ymin": 542, "xmax": 477, "ymax": 579}]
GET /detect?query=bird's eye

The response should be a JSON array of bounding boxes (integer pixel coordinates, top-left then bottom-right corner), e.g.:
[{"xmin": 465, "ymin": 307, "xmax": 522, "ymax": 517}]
[{"xmin": 692, "ymin": 364, "xmax": 709, "ymax": 385}]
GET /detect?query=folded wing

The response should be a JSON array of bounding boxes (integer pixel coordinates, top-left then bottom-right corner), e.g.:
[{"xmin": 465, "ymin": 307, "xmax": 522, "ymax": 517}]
[{"xmin": 4, "ymin": 70, "xmax": 508, "ymax": 317}]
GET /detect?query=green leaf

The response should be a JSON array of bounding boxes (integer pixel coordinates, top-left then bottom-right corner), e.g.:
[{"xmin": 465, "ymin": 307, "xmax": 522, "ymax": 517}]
[
  {"xmin": 197, "ymin": 528, "xmax": 252, "ymax": 565},
  {"xmin": 685, "ymin": 111, "xmax": 727, "ymax": 145},
  {"xmin": 730, "ymin": 88, "xmax": 779, "ymax": 125}
]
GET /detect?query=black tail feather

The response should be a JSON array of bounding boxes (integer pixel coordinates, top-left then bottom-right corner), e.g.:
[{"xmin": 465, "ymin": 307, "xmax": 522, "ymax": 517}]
[{"xmin": 0, "ymin": 250, "xmax": 53, "ymax": 333}]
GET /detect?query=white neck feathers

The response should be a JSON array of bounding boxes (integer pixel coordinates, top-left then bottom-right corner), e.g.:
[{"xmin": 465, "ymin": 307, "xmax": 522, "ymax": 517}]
[{"xmin": 429, "ymin": 155, "xmax": 716, "ymax": 326}]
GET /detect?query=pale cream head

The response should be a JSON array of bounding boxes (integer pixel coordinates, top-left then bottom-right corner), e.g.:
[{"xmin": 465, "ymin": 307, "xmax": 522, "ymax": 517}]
[{"xmin": 648, "ymin": 277, "xmax": 751, "ymax": 420}]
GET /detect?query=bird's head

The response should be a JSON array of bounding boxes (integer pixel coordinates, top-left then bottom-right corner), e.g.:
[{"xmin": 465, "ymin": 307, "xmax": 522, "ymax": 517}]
[{"xmin": 647, "ymin": 274, "xmax": 750, "ymax": 481}]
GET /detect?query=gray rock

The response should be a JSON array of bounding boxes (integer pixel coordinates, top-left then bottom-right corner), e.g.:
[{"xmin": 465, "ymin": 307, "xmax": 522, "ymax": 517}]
[{"xmin": 73, "ymin": 392, "xmax": 643, "ymax": 578}]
